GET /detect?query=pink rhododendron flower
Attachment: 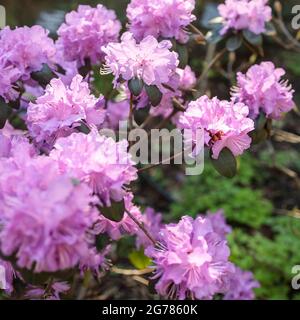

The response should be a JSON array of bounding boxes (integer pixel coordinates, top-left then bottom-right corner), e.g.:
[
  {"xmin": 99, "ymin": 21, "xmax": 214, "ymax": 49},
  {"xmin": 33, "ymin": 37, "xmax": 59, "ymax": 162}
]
[
  {"xmin": 0, "ymin": 60, "xmax": 21, "ymax": 102},
  {"xmin": 0, "ymin": 259, "xmax": 17, "ymax": 294},
  {"xmin": 146, "ymin": 215, "xmax": 234, "ymax": 299},
  {"xmin": 102, "ymin": 100, "xmax": 130, "ymax": 130},
  {"xmin": 177, "ymin": 65, "xmax": 197, "ymax": 91},
  {"xmin": 52, "ymin": 44, "xmax": 78, "ymax": 86},
  {"xmin": 178, "ymin": 95, "xmax": 254, "ymax": 159},
  {"xmin": 0, "ymin": 134, "xmax": 36, "ymax": 162},
  {"xmin": 136, "ymin": 207, "xmax": 163, "ymax": 249},
  {"xmin": 95, "ymin": 193, "xmax": 143, "ymax": 240},
  {"xmin": 50, "ymin": 129, "xmax": 137, "ymax": 206},
  {"xmin": 232, "ymin": 62, "xmax": 294, "ymax": 119},
  {"xmin": 0, "ymin": 26, "xmax": 56, "ymax": 101},
  {"xmin": 205, "ymin": 210, "xmax": 232, "ymax": 239},
  {"xmin": 57, "ymin": 5, "xmax": 121, "ymax": 66},
  {"xmin": 102, "ymin": 32, "xmax": 179, "ymax": 87},
  {"xmin": 27, "ymin": 75, "xmax": 105, "ymax": 149},
  {"xmin": 224, "ymin": 266, "xmax": 260, "ymax": 300},
  {"xmin": 127, "ymin": 0, "xmax": 196, "ymax": 43},
  {"xmin": 26, "ymin": 281, "xmax": 70, "ymax": 300},
  {"xmin": 0, "ymin": 157, "xmax": 99, "ymax": 273},
  {"xmin": 218, "ymin": 0, "xmax": 272, "ymax": 35}
]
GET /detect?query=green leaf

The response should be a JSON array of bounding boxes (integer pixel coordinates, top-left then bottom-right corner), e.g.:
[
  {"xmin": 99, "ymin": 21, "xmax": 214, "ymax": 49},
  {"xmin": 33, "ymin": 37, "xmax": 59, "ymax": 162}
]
[
  {"xmin": 99, "ymin": 199, "xmax": 125, "ymax": 222},
  {"xmin": 92, "ymin": 69, "xmax": 115, "ymax": 99},
  {"xmin": 176, "ymin": 43, "xmax": 189, "ymax": 68},
  {"xmin": 226, "ymin": 35, "xmax": 242, "ymax": 51},
  {"xmin": 145, "ymin": 85, "xmax": 162, "ymax": 107},
  {"xmin": 128, "ymin": 77, "xmax": 144, "ymax": 96},
  {"xmin": 243, "ymin": 30, "xmax": 262, "ymax": 46},
  {"xmin": 129, "ymin": 249, "xmax": 151, "ymax": 270},
  {"xmin": 211, "ymin": 147, "xmax": 237, "ymax": 178},
  {"xmin": 0, "ymin": 97, "xmax": 10, "ymax": 129},
  {"xmin": 31, "ymin": 64, "xmax": 57, "ymax": 87}
]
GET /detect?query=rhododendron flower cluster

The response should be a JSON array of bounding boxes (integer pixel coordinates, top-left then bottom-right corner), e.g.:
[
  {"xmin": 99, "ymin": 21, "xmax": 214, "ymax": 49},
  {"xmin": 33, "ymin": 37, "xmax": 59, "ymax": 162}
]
[
  {"xmin": 126, "ymin": 0, "xmax": 196, "ymax": 43},
  {"xmin": 146, "ymin": 215, "xmax": 234, "ymax": 299},
  {"xmin": 102, "ymin": 32, "xmax": 179, "ymax": 87},
  {"xmin": 218, "ymin": 0, "xmax": 272, "ymax": 35},
  {"xmin": 224, "ymin": 266, "xmax": 260, "ymax": 300},
  {"xmin": 0, "ymin": 157, "xmax": 99, "ymax": 272},
  {"xmin": 178, "ymin": 95, "xmax": 254, "ymax": 159},
  {"xmin": 57, "ymin": 5, "xmax": 121, "ymax": 66},
  {"xmin": 0, "ymin": 0, "xmax": 295, "ymax": 301},
  {"xmin": 50, "ymin": 129, "xmax": 137, "ymax": 206},
  {"xmin": 27, "ymin": 75, "xmax": 105, "ymax": 149},
  {"xmin": 232, "ymin": 62, "xmax": 295, "ymax": 119},
  {"xmin": 0, "ymin": 26, "xmax": 55, "ymax": 101}
]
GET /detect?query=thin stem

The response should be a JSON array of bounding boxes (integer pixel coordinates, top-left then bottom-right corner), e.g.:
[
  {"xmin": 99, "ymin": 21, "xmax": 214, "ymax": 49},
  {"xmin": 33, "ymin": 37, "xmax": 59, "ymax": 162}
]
[
  {"xmin": 138, "ymin": 150, "xmax": 184, "ymax": 173},
  {"xmin": 198, "ymin": 48, "xmax": 226, "ymax": 83},
  {"xmin": 111, "ymin": 266, "xmax": 153, "ymax": 276},
  {"xmin": 188, "ymin": 24, "xmax": 205, "ymax": 37},
  {"xmin": 140, "ymin": 114, "xmax": 154, "ymax": 129},
  {"xmin": 125, "ymin": 208, "xmax": 157, "ymax": 246}
]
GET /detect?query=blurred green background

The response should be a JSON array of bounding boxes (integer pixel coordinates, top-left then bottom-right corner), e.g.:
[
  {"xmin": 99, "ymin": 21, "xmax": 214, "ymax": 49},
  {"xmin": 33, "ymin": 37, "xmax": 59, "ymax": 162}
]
[{"xmin": 2, "ymin": 0, "xmax": 300, "ymax": 299}]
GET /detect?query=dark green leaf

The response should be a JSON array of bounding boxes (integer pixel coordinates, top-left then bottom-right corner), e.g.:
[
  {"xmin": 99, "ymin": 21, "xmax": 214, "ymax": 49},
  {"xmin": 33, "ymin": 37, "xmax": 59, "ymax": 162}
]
[
  {"xmin": 145, "ymin": 85, "xmax": 162, "ymax": 107},
  {"xmin": 99, "ymin": 199, "xmax": 125, "ymax": 222},
  {"xmin": 226, "ymin": 35, "xmax": 242, "ymax": 51},
  {"xmin": 31, "ymin": 64, "xmax": 57, "ymax": 87},
  {"xmin": 176, "ymin": 43, "xmax": 189, "ymax": 68},
  {"xmin": 77, "ymin": 122, "xmax": 91, "ymax": 134},
  {"xmin": 128, "ymin": 77, "xmax": 144, "ymax": 96},
  {"xmin": 211, "ymin": 147, "xmax": 237, "ymax": 178},
  {"xmin": 128, "ymin": 249, "xmax": 151, "ymax": 270},
  {"xmin": 0, "ymin": 97, "xmax": 10, "ymax": 129},
  {"xmin": 243, "ymin": 30, "xmax": 262, "ymax": 46}
]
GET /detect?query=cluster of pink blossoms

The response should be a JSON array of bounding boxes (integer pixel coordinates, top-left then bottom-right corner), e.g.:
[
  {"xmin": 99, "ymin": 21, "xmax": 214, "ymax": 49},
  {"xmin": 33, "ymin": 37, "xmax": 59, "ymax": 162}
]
[
  {"xmin": 145, "ymin": 211, "xmax": 258, "ymax": 300},
  {"xmin": 224, "ymin": 266, "xmax": 260, "ymax": 300},
  {"xmin": 0, "ymin": 26, "xmax": 56, "ymax": 101},
  {"xmin": 232, "ymin": 62, "xmax": 295, "ymax": 120},
  {"xmin": 50, "ymin": 129, "xmax": 137, "ymax": 206},
  {"xmin": 178, "ymin": 95, "xmax": 254, "ymax": 159},
  {"xmin": 102, "ymin": 32, "xmax": 179, "ymax": 88},
  {"xmin": 0, "ymin": 155, "xmax": 102, "ymax": 273},
  {"xmin": 146, "ymin": 214, "xmax": 234, "ymax": 299},
  {"xmin": 218, "ymin": 0, "xmax": 272, "ymax": 35},
  {"xmin": 126, "ymin": 0, "xmax": 196, "ymax": 43},
  {"xmin": 57, "ymin": 5, "xmax": 121, "ymax": 66},
  {"xmin": 27, "ymin": 75, "xmax": 105, "ymax": 149}
]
